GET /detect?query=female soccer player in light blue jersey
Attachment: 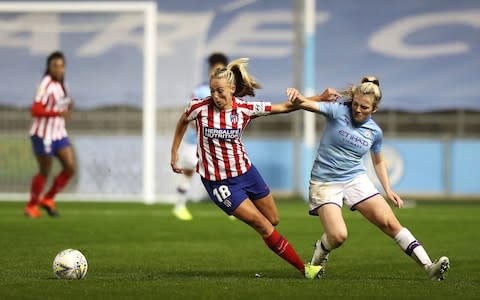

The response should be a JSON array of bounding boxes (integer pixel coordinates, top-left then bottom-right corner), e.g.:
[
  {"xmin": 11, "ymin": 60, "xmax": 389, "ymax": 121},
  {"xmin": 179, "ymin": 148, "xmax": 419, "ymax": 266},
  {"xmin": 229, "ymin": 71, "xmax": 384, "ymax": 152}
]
[{"xmin": 290, "ymin": 77, "xmax": 450, "ymax": 281}]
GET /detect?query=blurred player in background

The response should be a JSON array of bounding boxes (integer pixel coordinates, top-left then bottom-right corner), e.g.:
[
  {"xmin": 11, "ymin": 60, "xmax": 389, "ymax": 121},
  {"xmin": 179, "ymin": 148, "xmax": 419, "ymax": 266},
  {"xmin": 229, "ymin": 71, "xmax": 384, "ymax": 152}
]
[
  {"xmin": 24, "ymin": 51, "xmax": 76, "ymax": 218},
  {"xmin": 172, "ymin": 52, "xmax": 229, "ymax": 221},
  {"xmin": 290, "ymin": 76, "xmax": 450, "ymax": 280},
  {"xmin": 171, "ymin": 57, "xmax": 331, "ymax": 279}
]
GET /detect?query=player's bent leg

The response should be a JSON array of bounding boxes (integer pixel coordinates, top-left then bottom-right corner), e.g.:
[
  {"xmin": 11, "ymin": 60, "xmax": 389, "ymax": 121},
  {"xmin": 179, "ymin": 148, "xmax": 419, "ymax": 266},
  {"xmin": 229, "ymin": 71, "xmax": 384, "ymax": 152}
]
[
  {"xmin": 233, "ymin": 198, "xmax": 273, "ymax": 236},
  {"xmin": 35, "ymin": 155, "xmax": 54, "ymax": 177},
  {"xmin": 355, "ymin": 195, "xmax": 449, "ymax": 280},
  {"xmin": 354, "ymin": 194, "xmax": 403, "ymax": 238},
  {"xmin": 56, "ymin": 145, "xmax": 76, "ymax": 175},
  {"xmin": 25, "ymin": 155, "xmax": 52, "ymax": 218},
  {"xmin": 317, "ymin": 204, "xmax": 348, "ymax": 248},
  {"xmin": 252, "ymin": 193, "xmax": 279, "ymax": 226},
  {"xmin": 233, "ymin": 200, "xmax": 315, "ymax": 278},
  {"xmin": 40, "ymin": 146, "xmax": 75, "ymax": 217},
  {"xmin": 310, "ymin": 204, "xmax": 347, "ymax": 278}
]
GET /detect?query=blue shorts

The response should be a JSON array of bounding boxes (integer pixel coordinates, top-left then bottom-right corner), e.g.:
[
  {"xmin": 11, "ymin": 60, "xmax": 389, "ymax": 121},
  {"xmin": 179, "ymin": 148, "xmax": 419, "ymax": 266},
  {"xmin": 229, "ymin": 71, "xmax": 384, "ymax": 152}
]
[
  {"xmin": 201, "ymin": 165, "xmax": 270, "ymax": 215},
  {"xmin": 31, "ymin": 135, "xmax": 71, "ymax": 156}
]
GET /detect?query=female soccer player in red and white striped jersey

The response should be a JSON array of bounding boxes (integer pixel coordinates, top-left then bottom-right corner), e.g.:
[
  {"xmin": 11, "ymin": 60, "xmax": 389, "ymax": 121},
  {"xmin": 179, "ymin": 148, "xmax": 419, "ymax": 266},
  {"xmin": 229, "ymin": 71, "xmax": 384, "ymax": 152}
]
[
  {"xmin": 24, "ymin": 51, "xmax": 76, "ymax": 218},
  {"xmin": 171, "ymin": 58, "xmax": 332, "ymax": 279}
]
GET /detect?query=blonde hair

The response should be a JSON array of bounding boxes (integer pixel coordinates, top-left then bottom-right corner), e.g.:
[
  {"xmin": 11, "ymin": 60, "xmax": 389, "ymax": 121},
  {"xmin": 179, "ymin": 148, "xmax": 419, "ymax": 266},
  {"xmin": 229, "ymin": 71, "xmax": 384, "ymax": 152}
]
[
  {"xmin": 340, "ymin": 76, "xmax": 382, "ymax": 108},
  {"xmin": 210, "ymin": 57, "xmax": 261, "ymax": 97}
]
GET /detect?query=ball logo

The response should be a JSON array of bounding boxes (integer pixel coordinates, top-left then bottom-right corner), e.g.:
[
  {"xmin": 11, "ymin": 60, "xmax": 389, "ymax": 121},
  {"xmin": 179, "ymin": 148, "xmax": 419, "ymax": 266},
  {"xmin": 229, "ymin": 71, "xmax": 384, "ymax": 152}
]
[{"xmin": 364, "ymin": 144, "xmax": 404, "ymax": 188}]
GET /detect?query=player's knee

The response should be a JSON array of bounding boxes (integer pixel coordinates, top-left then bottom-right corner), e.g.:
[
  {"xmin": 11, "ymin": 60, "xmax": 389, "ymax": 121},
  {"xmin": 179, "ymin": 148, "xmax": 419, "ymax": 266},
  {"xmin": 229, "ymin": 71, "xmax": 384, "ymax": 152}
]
[
  {"xmin": 379, "ymin": 221, "xmax": 402, "ymax": 237},
  {"xmin": 377, "ymin": 217, "xmax": 402, "ymax": 236},
  {"xmin": 65, "ymin": 165, "xmax": 76, "ymax": 176},
  {"xmin": 329, "ymin": 230, "xmax": 348, "ymax": 247},
  {"xmin": 250, "ymin": 218, "xmax": 273, "ymax": 237},
  {"xmin": 270, "ymin": 216, "xmax": 279, "ymax": 227},
  {"xmin": 39, "ymin": 167, "xmax": 51, "ymax": 177},
  {"xmin": 39, "ymin": 170, "xmax": 50, "ymax": 178},
  {"xmin": 265, "ymin": 212, "xmax": 279, "ymax": 226}
]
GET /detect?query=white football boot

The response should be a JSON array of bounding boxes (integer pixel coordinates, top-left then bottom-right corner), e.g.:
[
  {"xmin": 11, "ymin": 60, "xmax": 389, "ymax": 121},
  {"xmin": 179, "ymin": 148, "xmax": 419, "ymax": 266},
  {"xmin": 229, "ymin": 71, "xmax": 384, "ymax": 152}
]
[{"xmin": 426, "ymin": 256, "xmax": 450, "ymax": 281}]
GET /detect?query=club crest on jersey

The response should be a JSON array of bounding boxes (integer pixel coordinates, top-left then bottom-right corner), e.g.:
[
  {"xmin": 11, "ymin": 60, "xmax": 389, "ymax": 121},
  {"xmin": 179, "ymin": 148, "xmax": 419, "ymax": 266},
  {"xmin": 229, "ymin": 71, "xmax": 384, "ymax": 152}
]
[
  {"xmin": 230, "ymin": 112, "xmax": 238, "ymax": 124},
  {"xmin": 203, "ymin": 127, "xmax": 241, "ymax": 140},
  {"xmin": 254, "ymin": 103, "xmax": 264, "ymax": 113}
]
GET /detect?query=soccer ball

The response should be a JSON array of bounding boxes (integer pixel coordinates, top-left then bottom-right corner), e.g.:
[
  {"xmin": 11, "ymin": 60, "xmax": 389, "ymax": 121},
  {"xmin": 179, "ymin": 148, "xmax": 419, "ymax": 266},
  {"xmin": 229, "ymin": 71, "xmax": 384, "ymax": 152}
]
[{"xmin": 52, "ymin": 249, "xmax": 88, "ymax": 280}]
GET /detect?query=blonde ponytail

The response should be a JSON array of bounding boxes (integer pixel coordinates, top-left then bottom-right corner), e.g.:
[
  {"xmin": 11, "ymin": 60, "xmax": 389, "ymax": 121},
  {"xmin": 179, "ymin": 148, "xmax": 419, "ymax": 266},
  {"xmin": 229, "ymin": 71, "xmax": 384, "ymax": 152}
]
[{"xmin": 210, "ymin": 57, "xmax": 261, "ymax": 97}]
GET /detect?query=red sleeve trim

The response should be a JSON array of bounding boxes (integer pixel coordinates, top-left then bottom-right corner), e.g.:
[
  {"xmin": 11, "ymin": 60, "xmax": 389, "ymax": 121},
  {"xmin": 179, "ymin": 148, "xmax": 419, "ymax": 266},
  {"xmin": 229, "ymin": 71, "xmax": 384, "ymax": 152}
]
[{"xmin": 31, "ymin": 102, "xmax": 60, "ymax": 117}]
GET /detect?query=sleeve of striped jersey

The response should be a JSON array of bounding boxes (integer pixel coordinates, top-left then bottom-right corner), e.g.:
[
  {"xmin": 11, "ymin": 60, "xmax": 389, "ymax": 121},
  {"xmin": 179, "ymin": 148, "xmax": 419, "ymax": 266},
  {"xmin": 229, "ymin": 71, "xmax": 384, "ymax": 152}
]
[
  {"xmin": 244, "ymin": 101, "xmax": 272, "ymax": 117},
  {"xmin": 34, "ymin": 77, "xmax": 50, "ymax": 104},
  {"xmin": 184, "ymin": 98, "xmax": 207, "ymax": 121},
  {"xmin": 31, "ymin": 102, "xmax": 60, "ymax": 117}
]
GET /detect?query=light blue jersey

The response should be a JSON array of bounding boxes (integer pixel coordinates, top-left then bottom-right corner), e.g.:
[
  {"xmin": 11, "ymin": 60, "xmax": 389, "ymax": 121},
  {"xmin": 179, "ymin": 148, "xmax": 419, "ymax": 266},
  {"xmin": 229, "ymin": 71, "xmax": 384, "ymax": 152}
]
[
  {"xmin": 311, "ymin": 101, "xmax": 383, "ymax": 182},
  {"xmin": 184, "ymin": 82, "xmax": 210, "ymax": 145}
]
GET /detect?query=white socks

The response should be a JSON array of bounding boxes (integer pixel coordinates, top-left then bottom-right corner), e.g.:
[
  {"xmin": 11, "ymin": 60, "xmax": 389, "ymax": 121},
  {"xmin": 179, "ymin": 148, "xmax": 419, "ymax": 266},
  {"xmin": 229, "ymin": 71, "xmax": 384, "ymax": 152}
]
[
  {"xmin": 175, "ymin": 177, "xmax": 191, "ymax": 210},
  {"xmin": 320, "ymin": 233, "xmax": 333, "ymax": 252},
  {"xmin": 311, "ymin": 233, "xmax": 332, "ymax": 265},
  {"xmin": 394, "ymin": 227, "xmax": 432, "ymax": 266}
]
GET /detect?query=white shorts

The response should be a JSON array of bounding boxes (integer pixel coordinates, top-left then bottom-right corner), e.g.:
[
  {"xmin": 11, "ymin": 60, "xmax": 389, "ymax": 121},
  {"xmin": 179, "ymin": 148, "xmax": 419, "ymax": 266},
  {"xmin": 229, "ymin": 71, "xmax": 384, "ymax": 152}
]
[
  {"xmin": 177, "ymin": 143, "xmax": 197, "ymax": 170},
  {"xmin": 308, "ymin": 173, "xmax": 379, "ymax": 215}
]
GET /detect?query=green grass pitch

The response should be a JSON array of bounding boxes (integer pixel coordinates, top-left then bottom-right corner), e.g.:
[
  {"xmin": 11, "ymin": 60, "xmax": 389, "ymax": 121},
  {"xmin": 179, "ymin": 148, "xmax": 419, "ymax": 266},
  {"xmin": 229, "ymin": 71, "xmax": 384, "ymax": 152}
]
[{"xmin": 0, "ymin": 199, "xmax": 479, "ymax": 299}]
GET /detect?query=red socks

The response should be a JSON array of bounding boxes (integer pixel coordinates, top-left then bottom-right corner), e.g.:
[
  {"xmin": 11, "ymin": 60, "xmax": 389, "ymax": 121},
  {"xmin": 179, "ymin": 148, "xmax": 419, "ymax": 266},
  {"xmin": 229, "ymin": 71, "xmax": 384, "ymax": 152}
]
[
  {"xmin": 28, "ymin": 174, "xmax": 46, "ymax": 206},
  {"xmin": 263, "ymin": 229, "xmax": 305, "ymax": 273},
  {"xmin": 45, "ymin": 170, "xmax": 72, "ymax": 199}
]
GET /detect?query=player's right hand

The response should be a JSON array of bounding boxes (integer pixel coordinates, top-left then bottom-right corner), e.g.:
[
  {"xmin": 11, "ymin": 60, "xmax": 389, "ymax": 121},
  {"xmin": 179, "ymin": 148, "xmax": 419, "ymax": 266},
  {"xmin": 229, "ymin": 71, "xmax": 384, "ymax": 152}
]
[
  {"xmin": 286, "ymin": 87, "xmax": 304, "ymax": 106},
  {"xmin": 286, "ymin": 87, "xmax": 299, "ymax": 102},
  {"xmin": 59, "ymin": 109, "xmax": 72, "ymax": 120},
  {"xmin": 170, "ymin": 153, "xmax": 183, "ymax": 173}
]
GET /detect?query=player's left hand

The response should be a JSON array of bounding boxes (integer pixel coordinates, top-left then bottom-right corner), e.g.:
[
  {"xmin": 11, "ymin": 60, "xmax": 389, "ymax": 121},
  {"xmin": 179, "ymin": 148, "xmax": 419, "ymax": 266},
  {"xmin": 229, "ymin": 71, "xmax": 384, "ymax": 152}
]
[
  {"xmin": 387, "ymin": 191, "xmax": 404, "ymax": 208},
  {"xmin": 317, "ymin": 88, "xmax": 341, "ymax": 102},
  {"xmin": 60, "ymin": 109, "xmax": 72, "ymax": 120}
]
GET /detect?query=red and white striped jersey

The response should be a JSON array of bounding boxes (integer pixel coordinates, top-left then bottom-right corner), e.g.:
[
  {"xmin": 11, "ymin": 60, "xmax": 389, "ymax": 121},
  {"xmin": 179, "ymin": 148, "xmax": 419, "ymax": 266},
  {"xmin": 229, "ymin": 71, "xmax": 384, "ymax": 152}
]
[
  {"xmin": 185, "ymin": 96, "xmax": 272, "ymax": 181},
  {"xmin": 29, "ymin": 75, "xmax": 69, "ymax": 141}
]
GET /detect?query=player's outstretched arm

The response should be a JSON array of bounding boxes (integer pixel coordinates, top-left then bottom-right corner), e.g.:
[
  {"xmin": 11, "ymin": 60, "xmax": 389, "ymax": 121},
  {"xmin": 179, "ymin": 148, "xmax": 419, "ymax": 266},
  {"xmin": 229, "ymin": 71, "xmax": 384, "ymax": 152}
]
[
  {"xmin": 269, "ymin": 87, "xmax": 305, "ymax": 114},
  {"xmin": 370, "ymin": 151, "xmax": 404, "ymax": 208},
  {"xmin": 288, "ymin": 88, "xmax": 321, "ymax": 113},
  {"xmin": 170, "ymin": 113, "xmax": 190, "ymax": 174},
  {"xmin": 270, "ymin": 101, "xmax": 298, "ymax": 114}
]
